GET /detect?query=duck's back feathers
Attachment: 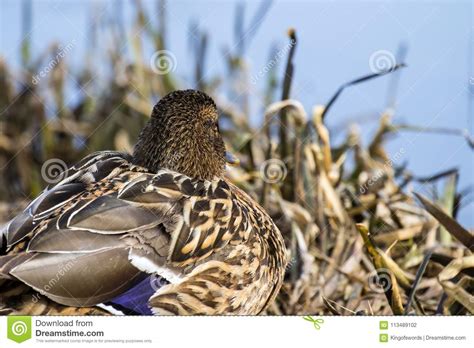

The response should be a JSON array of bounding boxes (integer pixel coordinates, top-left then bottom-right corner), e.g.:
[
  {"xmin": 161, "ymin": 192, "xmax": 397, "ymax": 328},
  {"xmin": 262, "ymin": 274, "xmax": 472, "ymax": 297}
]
[
  {"xmin": 1, "ymin": 150, "xmax": 286, "ymax": 314},
  {"xmin": 3, "ymin": 151, "xmax": 132, "ymax": 247}
]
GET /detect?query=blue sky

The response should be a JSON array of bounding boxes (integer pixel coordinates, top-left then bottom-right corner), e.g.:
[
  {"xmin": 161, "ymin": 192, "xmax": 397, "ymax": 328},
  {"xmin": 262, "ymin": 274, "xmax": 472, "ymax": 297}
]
[{"xmin": 1, "ymin": 0, "xmax": 473, "ymax": 225}]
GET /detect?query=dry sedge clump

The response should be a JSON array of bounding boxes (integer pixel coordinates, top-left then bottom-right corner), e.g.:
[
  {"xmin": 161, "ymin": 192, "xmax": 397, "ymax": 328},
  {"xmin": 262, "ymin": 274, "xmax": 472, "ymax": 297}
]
[{"xmin": 0, "ymin": 1, "xmax": 472, "ymax": 315}]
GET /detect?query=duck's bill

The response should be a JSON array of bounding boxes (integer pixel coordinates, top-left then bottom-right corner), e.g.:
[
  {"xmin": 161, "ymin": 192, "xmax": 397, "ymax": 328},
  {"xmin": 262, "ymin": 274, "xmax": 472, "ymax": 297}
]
[{"xmin": 225, "ymin": 151, "xmax": 240, "ymax": 166}]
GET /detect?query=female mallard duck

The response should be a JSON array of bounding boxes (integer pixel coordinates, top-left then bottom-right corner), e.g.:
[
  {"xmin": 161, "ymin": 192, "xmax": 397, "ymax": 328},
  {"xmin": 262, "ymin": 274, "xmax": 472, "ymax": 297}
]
[{"xmin": 0, "ymin": 89, "xmax": 287, "ymax": 315}]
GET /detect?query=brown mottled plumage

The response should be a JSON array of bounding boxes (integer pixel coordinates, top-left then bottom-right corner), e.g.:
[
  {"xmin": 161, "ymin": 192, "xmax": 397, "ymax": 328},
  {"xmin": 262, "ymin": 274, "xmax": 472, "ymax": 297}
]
[
  {"xmin": 133, "ymin": 90, "xmax": 226, "ymax": 180},
  {"xmin": 0, "ymin": 90, "xmax": 287, "ymax": 315}
]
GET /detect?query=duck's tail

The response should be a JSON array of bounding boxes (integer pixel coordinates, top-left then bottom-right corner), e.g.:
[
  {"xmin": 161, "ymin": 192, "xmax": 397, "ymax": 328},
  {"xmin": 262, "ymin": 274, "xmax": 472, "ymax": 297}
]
[
  {"xmin": 0, "ymin": 254, "xmax": 164, "ymax": 316},
  {"xmin": 0, "ymin": 253, "xmax": 113, "ymax": 316}
]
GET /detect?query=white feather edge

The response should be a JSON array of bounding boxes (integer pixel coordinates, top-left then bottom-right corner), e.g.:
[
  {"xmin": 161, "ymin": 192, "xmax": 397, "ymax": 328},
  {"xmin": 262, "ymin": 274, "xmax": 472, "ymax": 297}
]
[
  {"xmin": 127, "ymin": 252, "xmax": 182, "ymax": 285},
  {"xmin": 96, "ymin": 303, "xmax": 126, "ymax": 316}
]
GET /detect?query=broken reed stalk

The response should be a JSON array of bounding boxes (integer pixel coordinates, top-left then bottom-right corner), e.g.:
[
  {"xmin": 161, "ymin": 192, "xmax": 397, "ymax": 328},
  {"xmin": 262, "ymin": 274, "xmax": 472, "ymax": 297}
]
[
  {"xmin": 356, "ymin": 224, "xmax": 404, "ymax": 315},
  {"xmin": 279, "ymin": 29, "xmax": 297, "ymax": 200}
]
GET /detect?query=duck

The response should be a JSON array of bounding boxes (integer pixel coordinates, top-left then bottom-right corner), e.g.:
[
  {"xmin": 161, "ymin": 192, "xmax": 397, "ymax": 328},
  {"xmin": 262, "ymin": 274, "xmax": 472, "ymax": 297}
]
[{"xmin": 0, "ymin": 89, "xmax": 287, "ymax": 315}]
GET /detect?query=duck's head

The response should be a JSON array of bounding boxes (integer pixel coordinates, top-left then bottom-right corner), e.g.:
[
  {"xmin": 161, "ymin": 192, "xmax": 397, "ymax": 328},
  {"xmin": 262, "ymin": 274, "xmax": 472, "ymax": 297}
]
[{"xmin": 133, "ymin": 89, "xmax": 236, "ymax": 180}]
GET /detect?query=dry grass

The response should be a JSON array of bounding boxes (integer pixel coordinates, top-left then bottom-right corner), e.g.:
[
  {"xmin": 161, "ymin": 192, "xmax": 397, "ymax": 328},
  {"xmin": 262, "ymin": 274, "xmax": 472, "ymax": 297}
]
[{"xmin": 0, "ymin": 1, "xmax": 472, "ymax": 315}]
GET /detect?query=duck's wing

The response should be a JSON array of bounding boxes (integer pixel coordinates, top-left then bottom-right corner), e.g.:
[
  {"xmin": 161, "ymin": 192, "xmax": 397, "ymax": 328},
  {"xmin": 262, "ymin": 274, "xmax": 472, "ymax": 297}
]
[
  {"xmin": 117, "ymin": 173, "xmax": 247, "ymax": 267},
  {"xmin": 120, "ymin": 175, "xmax": 282, "ymax": 315},
  {"xmin": 2, "ymin": 150, "xmax": 133, "ymax": 247},
  {"xmin": 0, "ymin": 151, "xmax": 155, "ymax": 307},
  {"xmin": 1, "ymin": 157, "xmax": 249, "ymax": 312}
]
